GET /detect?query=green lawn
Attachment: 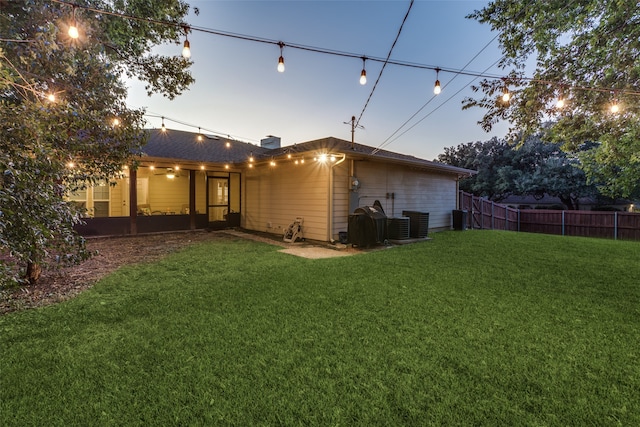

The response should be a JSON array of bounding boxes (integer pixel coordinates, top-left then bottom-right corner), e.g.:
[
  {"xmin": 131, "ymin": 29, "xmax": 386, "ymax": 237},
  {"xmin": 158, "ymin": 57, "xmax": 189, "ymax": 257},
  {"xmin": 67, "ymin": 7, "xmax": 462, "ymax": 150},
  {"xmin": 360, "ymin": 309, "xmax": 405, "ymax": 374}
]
[{"xmin": 1, "ymin": 231, "xmax": 639, "ymax": 426}]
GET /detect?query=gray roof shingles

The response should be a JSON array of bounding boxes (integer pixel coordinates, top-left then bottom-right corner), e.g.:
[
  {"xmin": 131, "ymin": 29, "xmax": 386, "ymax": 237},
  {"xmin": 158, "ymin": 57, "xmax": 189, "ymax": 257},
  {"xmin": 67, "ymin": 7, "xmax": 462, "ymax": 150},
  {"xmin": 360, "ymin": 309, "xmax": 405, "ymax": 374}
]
[{"xmin": 141, "ymin": 130, "xmax": 474, "ymax": 176}]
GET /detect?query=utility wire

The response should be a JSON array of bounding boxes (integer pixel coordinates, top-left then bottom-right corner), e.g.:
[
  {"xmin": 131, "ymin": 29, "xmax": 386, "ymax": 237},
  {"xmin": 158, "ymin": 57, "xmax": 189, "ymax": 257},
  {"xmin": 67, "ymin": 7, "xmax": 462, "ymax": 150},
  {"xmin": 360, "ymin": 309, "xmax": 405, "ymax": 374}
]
[
  {"xmin": 355, "ymin": 0, "xmax": 414, "ymax": 129},
  {"xmin": 374, "ymin": 58, "xmax": 503, "ymax": 154},
  {"xmin": 372, "ymin": 33, "xmax": 500, "ymax": 154}
]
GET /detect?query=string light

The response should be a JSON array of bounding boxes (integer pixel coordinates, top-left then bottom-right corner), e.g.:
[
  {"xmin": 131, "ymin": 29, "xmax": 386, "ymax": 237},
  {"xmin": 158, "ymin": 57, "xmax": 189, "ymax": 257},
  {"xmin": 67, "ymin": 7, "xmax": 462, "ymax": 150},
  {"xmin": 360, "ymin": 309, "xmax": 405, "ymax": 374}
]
[
  {"xmin": 226, "ymin": 141, "xmax": 231, "ymax": 148},
  {"xmin": 46, "ymin": 93, "xmax": 56, "ymax": 102},
  {"xmin": 182, "ymin": 26, "xmax": 191, "ymax": 59},
  {"xmin": 433, "ymin": 67, "xmax": 441, "ymax": 95},
  {"xmin": 49, "ymin": 0, "xmax": 640, "ymax": 104},
  {"xmin": 359, "ymin": 57, "xmax": 367, "ymax": 85},
  {"xmin": 610, "ymin": 99, "xmax": 620, "ymax": 113},
  {"xmin": 277, "ymin": 42, "xmax": 285, "ymax": 73},
  {"xmin": 502, "ymin": 83, "xmax": 511, "ymax": 103},
  {"xmin": 68, "ymin": 5, "xmax": 79, "ymax": 39},
  {"xmin": 555, "ymin": 86, "xmax": 565, "ymax": 108},
  {"xmin": 112, "ymin": 117, "xmax": 120, "ymax": 126},
  {"xmin": 161, "ymin": 116, "xmax": 167, "ymax": 132},
  {"xmin": 197, "ymin": 127, "xmax": 203, "ymax": 141},
  {"xmin": 200, "ymin": 165, "xmax": 205, "ymax": 170},
  {"xmin": 249, "ymin": 152, "xmax": 254, "ymax": 163}
]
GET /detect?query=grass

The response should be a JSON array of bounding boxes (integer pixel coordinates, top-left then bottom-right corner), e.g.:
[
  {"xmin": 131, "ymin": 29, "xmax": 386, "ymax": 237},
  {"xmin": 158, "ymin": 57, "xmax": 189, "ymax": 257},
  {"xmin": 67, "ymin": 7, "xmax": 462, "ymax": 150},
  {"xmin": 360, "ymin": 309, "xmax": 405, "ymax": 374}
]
[{"xmin": 1, "ymin": 230, "xmax": 639, "ymax": 426}]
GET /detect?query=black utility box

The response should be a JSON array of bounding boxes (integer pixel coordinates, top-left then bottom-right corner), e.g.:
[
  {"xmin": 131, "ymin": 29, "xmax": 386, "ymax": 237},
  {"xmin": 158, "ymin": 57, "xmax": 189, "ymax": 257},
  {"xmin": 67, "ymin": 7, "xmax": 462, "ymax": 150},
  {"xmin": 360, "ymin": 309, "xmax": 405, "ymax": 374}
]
[
  {"xmin": 402, "ymin": 211, "xmax": 430, "ymax": 238},
  {"xmin": 452, "ymin": 209, "xmax": 468, "ymax": 230}
]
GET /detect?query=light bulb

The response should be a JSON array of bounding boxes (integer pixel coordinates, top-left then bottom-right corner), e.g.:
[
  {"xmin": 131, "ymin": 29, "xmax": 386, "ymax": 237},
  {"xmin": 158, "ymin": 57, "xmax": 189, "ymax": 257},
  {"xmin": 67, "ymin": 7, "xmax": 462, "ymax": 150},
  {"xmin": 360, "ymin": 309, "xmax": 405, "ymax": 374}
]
[
  {"xmin": 182, "ymin": 39, "xmax": 191, "ymax": 58},
  {"xmin": 502, "ymin": 91, "xmax": 510, "ymax": 103},
  {"xmin": 360, "ymin": 69, "xmax": 367, "ymax": 85},
  {"xmin": 434, "ymin": 80, "xmax": 441, "ymax": 95},
  {"xmin": 112, "ymin": 118, "xmax": 120, "ymax": 126},
  {"xmin": 277, "ymin": 56, "xmax": 285, "ymax": 73},
  {"xmin": 161, "ymin": 117, "xmax": 166, "ymax": 132},
  {"xmin": 556, "ymin": 98, "xmax": 565, "ymax": 109},
  {"xmin": 611, "ymin": 102, "xmax": 619, "ymax": 113},
  {"xmin": 47, "ymin": 93, "xmax": 56, "ymax": 102},
  {"xmin": 68, "ymin": 24, "xmax": 79, "ymax": 39}
]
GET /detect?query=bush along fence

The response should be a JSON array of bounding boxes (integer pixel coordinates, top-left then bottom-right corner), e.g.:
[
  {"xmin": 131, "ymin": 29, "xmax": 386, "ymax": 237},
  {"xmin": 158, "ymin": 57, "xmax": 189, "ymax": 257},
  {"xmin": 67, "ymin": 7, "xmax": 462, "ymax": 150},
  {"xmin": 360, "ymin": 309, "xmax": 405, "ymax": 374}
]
[{"xmin": 458, "ymin": 191, "xmax": 640, "ymax": 241}]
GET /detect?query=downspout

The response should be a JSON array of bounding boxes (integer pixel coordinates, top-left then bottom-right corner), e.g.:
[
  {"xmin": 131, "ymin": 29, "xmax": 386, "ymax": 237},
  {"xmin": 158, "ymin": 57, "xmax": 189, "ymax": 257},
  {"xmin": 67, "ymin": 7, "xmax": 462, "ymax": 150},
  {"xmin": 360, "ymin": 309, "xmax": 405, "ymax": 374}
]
[{"xmin": 328, "ymin": 154, "xmax": 347, "ymax": 243}]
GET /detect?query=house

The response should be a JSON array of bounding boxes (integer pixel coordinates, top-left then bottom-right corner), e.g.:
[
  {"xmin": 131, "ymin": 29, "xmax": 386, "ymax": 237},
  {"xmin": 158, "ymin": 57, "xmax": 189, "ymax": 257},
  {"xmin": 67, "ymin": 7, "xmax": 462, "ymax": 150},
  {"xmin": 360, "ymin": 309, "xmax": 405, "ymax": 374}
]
[
  {"xmin": 74, "ymin": 129, "xmax": 475, "ymax": 241},
  {"xmin": 500, "ymin": 194, "xmax": 634, "ymax": 211}
]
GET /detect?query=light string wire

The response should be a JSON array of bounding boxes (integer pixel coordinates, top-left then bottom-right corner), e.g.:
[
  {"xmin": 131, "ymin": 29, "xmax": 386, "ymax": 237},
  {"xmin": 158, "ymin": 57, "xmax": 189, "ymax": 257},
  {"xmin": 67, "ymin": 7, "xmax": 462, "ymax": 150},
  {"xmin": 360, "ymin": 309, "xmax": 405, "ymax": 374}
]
[
  {"xmin": 42, "ymin": 0, "xmax": 640, "ymax": 97},
  {"xmin": 355, "ymin": 0, "xmax": 414, "ymax": 129},
  {"xmin": 144, "ymin": 112, "xmax": 259, "ymax": 143}
]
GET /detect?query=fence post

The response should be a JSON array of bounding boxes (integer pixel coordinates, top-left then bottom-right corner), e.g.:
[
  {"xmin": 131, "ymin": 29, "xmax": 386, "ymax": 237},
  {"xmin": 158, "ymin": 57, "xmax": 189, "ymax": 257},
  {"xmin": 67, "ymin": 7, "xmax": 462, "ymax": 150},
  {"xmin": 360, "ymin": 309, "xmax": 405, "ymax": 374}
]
[
  {"xmin": 562, "ymin": 211, "xmax": 565, "ymax": 236},
  {"xmin": 491, "ymin": 202, "xmax": 495, "ymax": 230},
  {"xmin": 517, "ymin": 209, "xmax": 520, "ymax": 232},
  {"xmin": 614, "ymin": 211, "xmax": 618, "ymax": 240},
  {"xmin": 480, "ymin": 198, "xmax": 483, "ymax": 229}
]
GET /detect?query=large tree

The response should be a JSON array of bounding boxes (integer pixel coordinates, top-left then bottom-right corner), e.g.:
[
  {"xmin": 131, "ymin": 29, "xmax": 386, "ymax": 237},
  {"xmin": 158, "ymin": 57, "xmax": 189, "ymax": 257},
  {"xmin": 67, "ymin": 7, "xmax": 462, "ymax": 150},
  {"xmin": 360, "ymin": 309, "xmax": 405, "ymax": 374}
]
[
  {"xmin": 438, "ymin": 135, "xmax": 597, "ymax": 209},
  {"xmin": 463, "ymin": 0, "xmax": 640, "ymax": 199},
  {"xmin": 0, "ymin": 0, "xmax": 195, "ymax": 286}
]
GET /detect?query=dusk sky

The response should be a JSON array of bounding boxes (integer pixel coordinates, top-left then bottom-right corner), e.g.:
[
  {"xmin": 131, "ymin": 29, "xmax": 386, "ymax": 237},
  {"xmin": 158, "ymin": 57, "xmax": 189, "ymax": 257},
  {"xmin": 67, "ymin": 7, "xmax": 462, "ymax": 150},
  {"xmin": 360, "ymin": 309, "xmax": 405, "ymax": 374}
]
[{"xmin": 126, "ymin": 0, "xmax": 510, "ymax": 160}]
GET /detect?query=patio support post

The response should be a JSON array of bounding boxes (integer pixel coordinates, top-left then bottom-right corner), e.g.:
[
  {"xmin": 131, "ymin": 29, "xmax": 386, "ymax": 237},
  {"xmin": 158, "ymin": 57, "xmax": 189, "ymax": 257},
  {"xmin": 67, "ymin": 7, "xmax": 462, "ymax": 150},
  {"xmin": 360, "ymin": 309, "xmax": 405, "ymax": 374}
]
[
  {"xmin": 129, "ymin": 168, "xmax": 137, "ymax": 235},
  {"xmin": 189, "ymin": 169, "xmax": 196, "ymax": 230}
]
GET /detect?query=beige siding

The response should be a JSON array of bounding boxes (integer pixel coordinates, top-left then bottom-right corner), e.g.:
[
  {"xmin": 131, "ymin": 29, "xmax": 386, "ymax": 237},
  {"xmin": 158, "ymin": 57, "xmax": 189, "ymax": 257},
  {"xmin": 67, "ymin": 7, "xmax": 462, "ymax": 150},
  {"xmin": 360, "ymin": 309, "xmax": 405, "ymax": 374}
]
[
  {"xmin": 244, "ymin": 161, "xmax": 330, "ymax": 241},
  {"xmin": 109, "ymin": 179, "xmax": 125, "ymax": 216},
  {"xmin": 352, "ymin": 161, "xmax": 457, "ymax": 230},
  {"xmin": 331, "ymin": 162, "xmax": 350, "ymax": 240}
]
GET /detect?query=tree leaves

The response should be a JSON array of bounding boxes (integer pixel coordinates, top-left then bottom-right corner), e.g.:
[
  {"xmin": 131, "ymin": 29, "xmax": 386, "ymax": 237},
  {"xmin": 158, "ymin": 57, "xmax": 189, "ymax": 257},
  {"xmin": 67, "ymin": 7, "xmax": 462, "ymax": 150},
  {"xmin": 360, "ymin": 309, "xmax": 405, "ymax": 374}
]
[
  {"xmin": 465, "ymin": 1, "xmax": 640, "ymax": 198},
  {"xmin": 0, "ymin": 0, "xmax": 194, "ymax": 285}
]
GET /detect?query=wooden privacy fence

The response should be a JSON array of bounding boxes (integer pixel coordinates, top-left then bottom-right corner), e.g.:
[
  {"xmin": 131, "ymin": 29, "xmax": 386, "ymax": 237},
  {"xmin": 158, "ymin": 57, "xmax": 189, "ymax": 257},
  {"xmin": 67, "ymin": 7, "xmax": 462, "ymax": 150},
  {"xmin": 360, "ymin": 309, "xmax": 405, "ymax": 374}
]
[{"xmin": 458, "ymin": 191, "xmax": 640, "ymax": 241}]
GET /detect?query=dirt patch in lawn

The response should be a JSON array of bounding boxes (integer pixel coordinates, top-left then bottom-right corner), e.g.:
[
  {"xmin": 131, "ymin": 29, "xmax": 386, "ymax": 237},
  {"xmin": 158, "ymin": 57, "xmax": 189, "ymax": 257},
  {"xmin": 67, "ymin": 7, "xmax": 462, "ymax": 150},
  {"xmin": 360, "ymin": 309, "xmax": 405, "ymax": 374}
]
[{"xmin": 0, "ymin": 229, "xmax": 360, "ymax": 315}]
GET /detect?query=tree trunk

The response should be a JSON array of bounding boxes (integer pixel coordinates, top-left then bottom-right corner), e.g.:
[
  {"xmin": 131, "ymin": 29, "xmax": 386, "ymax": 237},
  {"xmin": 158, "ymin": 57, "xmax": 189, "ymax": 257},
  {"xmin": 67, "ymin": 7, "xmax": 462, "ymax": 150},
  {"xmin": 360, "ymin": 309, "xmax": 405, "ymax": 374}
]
[
  {"xmin": 26, "ymin": 261, "xmax": 42, "ymax": 285},
  {"xmin": 559, "ymin": 196, "xmax": 577, "ymax": 210}
]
